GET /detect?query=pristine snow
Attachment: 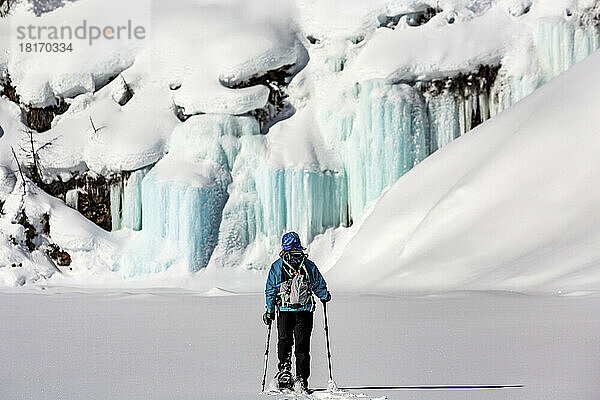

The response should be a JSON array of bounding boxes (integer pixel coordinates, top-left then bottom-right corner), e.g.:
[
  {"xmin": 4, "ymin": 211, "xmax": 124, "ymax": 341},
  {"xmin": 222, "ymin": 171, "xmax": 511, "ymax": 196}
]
[
  {"xmin": 31, "ymin": 73, "xmax": 177, "ymax": 179},
  {"xmin": 349, "ymin": 6, "xmax": 510, "ymax": 82},
  {"xmin": 149, "ymin": 0, "xmax": 306, "ymax": 116},
  {"xmin": 327, "ymin": 50, "xmax": 600, "ymax": 293},
  {"xmin": 1, "ymin": 289, "xmax": 599, "ymax": 399}
]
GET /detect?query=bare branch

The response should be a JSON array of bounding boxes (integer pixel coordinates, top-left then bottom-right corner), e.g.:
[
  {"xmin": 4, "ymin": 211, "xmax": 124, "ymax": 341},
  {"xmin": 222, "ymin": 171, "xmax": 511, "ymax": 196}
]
[
  {"xmin": 89, "ymin": 116, "xmax": 105, "ymax": 133},
  {"xmin": 36, "ymin": 141, "xmax": 55, "ymax": 152},
  {"xmin": 28, "ymin": 128, "xmax": 40, "ymax": 180},
  {"xmin": 89, "ymin": 116, "xmax": 98, "ymax": 133},
  {"xmin": 17, "ymin": 127, "xmax": 42, "ymax": 184},
  {"xmin": 11, "ymin": 146, "xmax": 26, "ymax": 196}
]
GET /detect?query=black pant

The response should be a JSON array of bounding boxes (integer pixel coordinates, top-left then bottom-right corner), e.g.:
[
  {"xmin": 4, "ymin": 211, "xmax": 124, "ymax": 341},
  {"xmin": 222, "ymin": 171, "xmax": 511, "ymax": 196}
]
[{"xmin": 277, "ymin": 311, "xmax": 314, "ymax": 381}]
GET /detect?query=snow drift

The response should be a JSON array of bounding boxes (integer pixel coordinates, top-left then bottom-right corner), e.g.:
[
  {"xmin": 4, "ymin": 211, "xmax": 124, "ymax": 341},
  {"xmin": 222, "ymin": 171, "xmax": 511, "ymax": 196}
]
[{"xmin": 327, "ymin": 50, "xmax": 600, "ymax": 293}]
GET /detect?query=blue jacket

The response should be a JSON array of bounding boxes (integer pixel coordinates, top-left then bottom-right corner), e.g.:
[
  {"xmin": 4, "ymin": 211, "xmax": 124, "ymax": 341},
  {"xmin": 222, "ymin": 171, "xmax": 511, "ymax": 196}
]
[{"xmin": 265, "ymin": 257, "xmax": 328, "ymax": 313}]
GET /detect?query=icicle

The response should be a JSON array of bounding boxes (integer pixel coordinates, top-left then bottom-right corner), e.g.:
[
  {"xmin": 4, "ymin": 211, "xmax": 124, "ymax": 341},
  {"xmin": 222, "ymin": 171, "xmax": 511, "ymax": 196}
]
[
  {"xmin": 325, "ymin": 56, "xmax": 345, "ymax": 72},
  {"xmin": 427, "ymin": 91, "xmax": 460, "ymax": 152},
  {"xmin": 253, "ymin": 166, "xmax": 348, "ymax": 244},
  {"xmin": 109, "ymin": 180, "xmax": 123, "ymax": 231},
  {"xmin": 122, "ymin": 167, "xmax": 150, "ymax": 231},
  {"xmin": 65, "ymin": 189, "xmax": 80, "ymax": 210}
]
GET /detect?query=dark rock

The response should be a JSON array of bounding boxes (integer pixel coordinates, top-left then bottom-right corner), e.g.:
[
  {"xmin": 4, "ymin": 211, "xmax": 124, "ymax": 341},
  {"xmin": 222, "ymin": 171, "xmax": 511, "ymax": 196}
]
[
  {"xmin": 17, "ymin": 210, "xmax": 36, "ymax": 252},
  {"xmin": 47, "ymin": 243, "xmax": 71, "ymax": 267},
  {"xmin": 1, "ymin": 75, "xmax": 70, "ymax": 133},
  {"xmin": 43, "ymin": 172, "xmax": 113, "ymax": 231},
  {"xmin": 378, "ymin": 7, "xmax": 441, "ymax": 30},
  {"xmin": 306, "ymin": 35, "xmax": 320, "ymax": 45}
]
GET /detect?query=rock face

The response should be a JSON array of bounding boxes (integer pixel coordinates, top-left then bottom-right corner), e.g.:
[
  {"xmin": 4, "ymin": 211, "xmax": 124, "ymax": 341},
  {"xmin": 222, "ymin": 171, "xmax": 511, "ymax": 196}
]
[
  {"xmin": 0, "ymin": 77, "xmax": 70, "ymax": 133},
  {"xmin": 43, "ymin": 173, "xmax": 113, "ymax": 231}
]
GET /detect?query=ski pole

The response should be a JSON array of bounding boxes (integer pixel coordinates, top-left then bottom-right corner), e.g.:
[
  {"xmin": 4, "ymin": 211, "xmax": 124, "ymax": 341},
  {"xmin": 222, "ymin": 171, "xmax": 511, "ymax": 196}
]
[
  {"xmin": 323, "ymin": 302, "xmax": 333, "ymax": 382},
  {"xmin": 261, "ymin": 321, "xmax": 273, "ymax": 392}
]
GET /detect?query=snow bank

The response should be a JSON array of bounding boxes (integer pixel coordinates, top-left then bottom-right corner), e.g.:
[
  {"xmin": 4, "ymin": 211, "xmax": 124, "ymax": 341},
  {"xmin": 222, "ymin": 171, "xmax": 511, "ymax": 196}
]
[
  {"xmin": 338, "ymin": 0, "xmax": 599, "ymax": 83},
  {"xmin": 0, "ymin": 98, "xmax": 24, "ymax": 183},
  {"xmin": 150, "ymin": 0, "xmax": 304, "ymax": 116},
  {"xmin": 348, "ymin": 6, "xmax": 511, "ymax": 82},
  {"xmin": 34, "ymin": 78, "xmax": 175, "ymax": 178},
  {"xmin": 0, "ymin": 181, "xmax": 122, "ymax": 286},
  {"xmin": 327, "ymin": 50, "xmax": 600, "ymax": 293}
]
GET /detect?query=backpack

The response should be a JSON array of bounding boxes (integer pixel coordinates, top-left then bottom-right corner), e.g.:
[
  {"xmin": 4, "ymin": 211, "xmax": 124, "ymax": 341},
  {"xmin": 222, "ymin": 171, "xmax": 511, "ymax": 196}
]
[{"xmin": 278, "ymin": 252, "xmax": 313, "ymax": 309}]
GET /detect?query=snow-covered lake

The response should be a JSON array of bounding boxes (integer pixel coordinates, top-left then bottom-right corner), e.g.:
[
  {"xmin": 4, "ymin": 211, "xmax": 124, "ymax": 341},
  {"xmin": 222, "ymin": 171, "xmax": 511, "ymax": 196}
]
[{"xmin": 1, "ymin": 289, "xmax": 598, "ymax": 399}]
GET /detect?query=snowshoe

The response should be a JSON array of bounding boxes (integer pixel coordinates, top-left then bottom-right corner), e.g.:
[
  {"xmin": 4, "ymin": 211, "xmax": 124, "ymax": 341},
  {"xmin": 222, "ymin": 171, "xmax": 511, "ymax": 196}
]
[
  {"xmin": 294, "ymin": 377, "xmax": 309, "ymax": 394},
  {"xmin": 277, "ymin": 370, "xmax": 294, "ymax": 390}
]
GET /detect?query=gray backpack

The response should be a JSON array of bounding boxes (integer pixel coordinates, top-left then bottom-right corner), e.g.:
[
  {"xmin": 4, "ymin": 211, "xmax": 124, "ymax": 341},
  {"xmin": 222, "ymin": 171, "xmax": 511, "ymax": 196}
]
[{"xmin": 279, "ymin": 258, "xmax": 313, "ymax": 309}]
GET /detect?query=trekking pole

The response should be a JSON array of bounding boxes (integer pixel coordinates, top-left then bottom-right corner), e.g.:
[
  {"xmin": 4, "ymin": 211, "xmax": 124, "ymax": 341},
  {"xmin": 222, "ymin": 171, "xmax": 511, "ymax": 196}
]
[
  {"xmin": 323, "ymin": 302, "xmax": 334, "ymax": 383},
  {"xmin": 261, "ymin": 321, "xmax": 273, "ymax": 392}
]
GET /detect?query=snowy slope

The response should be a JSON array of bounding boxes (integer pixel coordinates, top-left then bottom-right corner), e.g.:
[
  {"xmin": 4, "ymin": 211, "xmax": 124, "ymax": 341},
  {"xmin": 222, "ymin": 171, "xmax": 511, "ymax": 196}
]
[{"xmin": 327, "ymin": 50, "xmax": 600, "ymax": 293}]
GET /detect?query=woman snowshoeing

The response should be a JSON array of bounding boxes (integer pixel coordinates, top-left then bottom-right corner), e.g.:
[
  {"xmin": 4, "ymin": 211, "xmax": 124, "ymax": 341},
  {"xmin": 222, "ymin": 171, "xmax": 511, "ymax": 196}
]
[{"xmin": 263, "ymin": 231, "xmax": 331, "ymax": 392}]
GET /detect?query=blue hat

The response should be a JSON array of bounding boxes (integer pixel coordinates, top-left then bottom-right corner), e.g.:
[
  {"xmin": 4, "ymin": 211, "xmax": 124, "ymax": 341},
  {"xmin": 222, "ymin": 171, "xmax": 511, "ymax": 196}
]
[{"xmin": 281, "ymin": 231, "xmax": 302, "ymax": 251}]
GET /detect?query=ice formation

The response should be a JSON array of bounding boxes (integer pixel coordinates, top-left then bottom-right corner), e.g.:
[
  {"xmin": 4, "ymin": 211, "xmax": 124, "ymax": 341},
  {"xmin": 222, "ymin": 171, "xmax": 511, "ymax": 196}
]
[
  {"xmin": 491, "ymin": 17, "xmax": 600, "ymax": 115},
  {"xmin": 115, "ymin": 115, "xmax": 255, "ymax": 275},
  {"xmin": 340, "ymin": 80, "xmax": 429, "ymax": 217},
  {"xmin": 65, "ymin": 188, "xmax": 82, "ymax": 210},
  {"xmin": 254, "ymin": 166, "xmax": 348, "ymax": 244}
]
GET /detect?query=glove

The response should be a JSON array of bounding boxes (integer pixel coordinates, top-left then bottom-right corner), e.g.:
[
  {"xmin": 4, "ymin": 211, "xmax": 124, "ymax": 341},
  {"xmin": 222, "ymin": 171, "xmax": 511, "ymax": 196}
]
[
  {"xmin": 321, "ymin": 292, "xmax": 331, "ymax": 304},
  {"xmin": 263, "ymin": 311, "xmax": 275, "ymax": 326}
]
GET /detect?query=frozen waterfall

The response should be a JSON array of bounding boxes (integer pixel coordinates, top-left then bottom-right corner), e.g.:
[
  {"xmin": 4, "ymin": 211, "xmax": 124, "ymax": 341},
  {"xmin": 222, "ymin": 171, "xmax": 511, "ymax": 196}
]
[{"xmin": 114, "ymin": 13, "xmax": 600, "ymax": 277}]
